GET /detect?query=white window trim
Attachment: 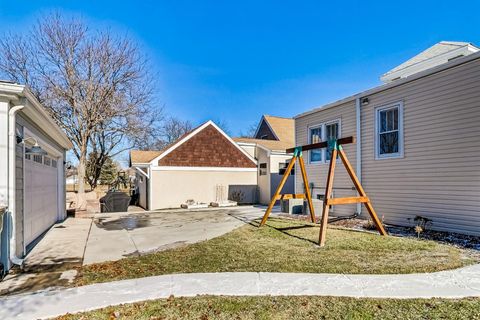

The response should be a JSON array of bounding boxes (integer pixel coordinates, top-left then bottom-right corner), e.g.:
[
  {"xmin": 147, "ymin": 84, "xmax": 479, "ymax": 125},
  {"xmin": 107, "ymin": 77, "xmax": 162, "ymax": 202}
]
[
  {"xmin": 374, "ymin": 101, "xmax": 404, "ymax": 160},
  {"xmin": 307, "ymin": 119, "xmax": 342, "ymax": 165}
]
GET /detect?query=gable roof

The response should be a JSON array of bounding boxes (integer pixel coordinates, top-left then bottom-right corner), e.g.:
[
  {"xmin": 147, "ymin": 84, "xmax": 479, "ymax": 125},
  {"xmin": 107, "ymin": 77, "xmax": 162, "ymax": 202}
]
[
  {"xmin": 381, "ymin": 41, "xmax": 480, "ymax": 83},
  {"xmin": 233, "ymin": 137, "xmax": 293, "ymax": 153},
  {"xmin": 254, "ymin": 115, "xmax": 295, "ymax": 145},
  {"xmin": 130, "ymin": 150, "xmax": 163, "ymax": 165},
  {"xmin": 151, "ymin": 120, "xmax": 257, "ymax": 167}
]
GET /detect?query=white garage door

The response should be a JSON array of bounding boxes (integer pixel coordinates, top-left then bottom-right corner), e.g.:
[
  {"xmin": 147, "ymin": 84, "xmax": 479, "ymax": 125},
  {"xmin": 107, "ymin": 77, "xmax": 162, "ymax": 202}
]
[{"xmin": 24, "ymin": 154, "xmax": 59, "ymax": 245}]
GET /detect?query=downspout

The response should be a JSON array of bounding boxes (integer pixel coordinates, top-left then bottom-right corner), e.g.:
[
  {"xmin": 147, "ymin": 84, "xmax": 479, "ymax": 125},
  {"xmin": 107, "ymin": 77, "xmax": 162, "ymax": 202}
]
[
  {"xmin": 147, "ymin": 165, "xmax": 152, "ymax": 210},
  {"xmin": 8, "ymin": 104, "xmax": 25, "ymax": 266},
  {"xmin": 355, "ymin": 98, "xmax": 362, "ymax": 215}
]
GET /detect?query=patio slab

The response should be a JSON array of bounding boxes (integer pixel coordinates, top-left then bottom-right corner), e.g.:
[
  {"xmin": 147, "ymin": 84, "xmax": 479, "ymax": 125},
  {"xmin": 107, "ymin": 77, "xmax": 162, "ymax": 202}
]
[{"xmin": 82, "ymin": 206, "xmax": 267, "ymax": 265}]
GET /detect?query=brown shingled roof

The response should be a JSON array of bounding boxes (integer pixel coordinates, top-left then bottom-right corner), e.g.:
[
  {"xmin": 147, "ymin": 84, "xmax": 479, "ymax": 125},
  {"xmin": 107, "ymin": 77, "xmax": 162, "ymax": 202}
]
[
  {"xmin": 130, "ymin": 150, "xmax": 163, "ymax": 164},
  {"xmin": 262, "ymin": 115, "xmax": 294, "ymax": 145}
]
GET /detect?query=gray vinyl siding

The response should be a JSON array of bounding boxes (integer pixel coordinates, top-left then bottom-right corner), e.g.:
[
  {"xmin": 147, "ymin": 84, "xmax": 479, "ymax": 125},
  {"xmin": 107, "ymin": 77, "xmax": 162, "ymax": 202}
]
[
  {"xmin": 295, "ymin": 100, "xmax": 358, "ymax": 216},
  {"xmin": 361, "ymin": 58, "xmax": 480, "ymax": 235},
  {"xmin": 296, "ymin": 56, "xmax": 480, "ymax": 235}
]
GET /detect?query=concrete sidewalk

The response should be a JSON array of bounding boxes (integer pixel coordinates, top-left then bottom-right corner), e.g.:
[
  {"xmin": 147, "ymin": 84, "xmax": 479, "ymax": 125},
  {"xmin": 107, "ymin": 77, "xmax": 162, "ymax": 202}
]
[{"xmin": 1, "ymin": 264, "xmax": 480, "ymax": 319}]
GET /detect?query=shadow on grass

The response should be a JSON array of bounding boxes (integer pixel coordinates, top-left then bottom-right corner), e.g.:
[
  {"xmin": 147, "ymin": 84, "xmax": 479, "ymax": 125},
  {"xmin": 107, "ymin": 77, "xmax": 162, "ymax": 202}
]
[{"xmin": 227, "ymin": 212, "xmax": 319, "ymax": 245}]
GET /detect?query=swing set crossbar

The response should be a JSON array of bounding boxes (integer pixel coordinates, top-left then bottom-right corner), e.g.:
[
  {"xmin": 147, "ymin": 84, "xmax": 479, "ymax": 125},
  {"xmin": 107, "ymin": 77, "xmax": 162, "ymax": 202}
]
[
  {"xmin": 326, "ymin": 196, "xmax": 369, "ymax": 205},
  {"xmin": 275, "ymin": 194, "xmax": 306, "ymax": 200}
]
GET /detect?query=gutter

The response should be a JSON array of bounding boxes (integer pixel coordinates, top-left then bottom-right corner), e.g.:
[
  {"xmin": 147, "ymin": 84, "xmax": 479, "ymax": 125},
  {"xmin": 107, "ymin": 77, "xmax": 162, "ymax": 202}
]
[
  {"xmin": 8, "ymin": 104, "xmax": 25, "ymax": 266},
  {"xmin": 294, "ymin": 49, "xmax": 480, "ymax": 119},
  {"xmin": 355, "ymin": 98, "xmax": 362, "ymax": 215}
]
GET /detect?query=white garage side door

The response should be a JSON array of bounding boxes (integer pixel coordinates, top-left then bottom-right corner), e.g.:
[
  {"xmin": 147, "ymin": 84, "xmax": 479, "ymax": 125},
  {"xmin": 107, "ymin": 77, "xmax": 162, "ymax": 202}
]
[{"xmin": 24, "ymin": 155, "xmax": 59, "ymax": 246}]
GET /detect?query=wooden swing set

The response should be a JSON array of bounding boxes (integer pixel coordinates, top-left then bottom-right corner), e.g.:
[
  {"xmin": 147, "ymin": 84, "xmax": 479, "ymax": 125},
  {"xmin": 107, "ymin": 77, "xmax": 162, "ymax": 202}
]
[{"xmin": 259, "ymin": 136, "xmax": 387, "ymax": 246}]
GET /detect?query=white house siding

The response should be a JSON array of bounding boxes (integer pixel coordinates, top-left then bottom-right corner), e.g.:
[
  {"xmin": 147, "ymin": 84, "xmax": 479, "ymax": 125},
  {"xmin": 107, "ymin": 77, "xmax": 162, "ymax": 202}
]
[
  {"xmin": 257, "ymin": 148, "xmax": 271, "ymax": 205},
  {"xmin": 15, "ymin": 128, "xmax": 24, "ymax": 257},
  {"xmin": 295, "ymin": 100, "xmax": 358, "ymax": 216},
  {"xmin": 269, "ymin": 153, "xmax": 294, "ymax": 201},
  {"xmin": 150, "ymin": 170, "xmax": 257, "ymax": 209},
  {"xmin": 136, "ymin": 171, "xmax": 148, "ymax": 209},
  {"xmin": 360, "ymin": 58, "xmax": 480, "ymax": 235},
  {"xmin": 16, "ymin": 114, "xmax": 66, "ymax": 247}
]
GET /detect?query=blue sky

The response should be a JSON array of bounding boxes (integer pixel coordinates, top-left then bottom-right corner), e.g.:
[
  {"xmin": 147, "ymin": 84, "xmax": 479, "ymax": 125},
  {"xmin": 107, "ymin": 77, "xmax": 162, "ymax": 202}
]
[{"xmin": 1, "ymin": 0, "xmax": 479, "ymax": 138}]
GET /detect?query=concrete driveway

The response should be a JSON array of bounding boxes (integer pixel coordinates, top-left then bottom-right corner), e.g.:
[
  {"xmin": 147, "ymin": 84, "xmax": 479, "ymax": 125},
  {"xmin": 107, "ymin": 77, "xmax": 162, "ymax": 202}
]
[
  {"xmin": 0, "ymin": 205, "xmax": 268, "ymax": 295},
  {"xmin": 83, "ymin": 206, "xmax": 265, "ymax": 264}
]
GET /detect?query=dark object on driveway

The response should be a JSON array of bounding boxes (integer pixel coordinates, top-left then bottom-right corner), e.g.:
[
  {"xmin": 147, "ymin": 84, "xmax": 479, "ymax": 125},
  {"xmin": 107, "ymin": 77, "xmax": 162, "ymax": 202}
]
[{"xmin": 100, "ymin": 191, "xmax": 131, "ymax": 213}]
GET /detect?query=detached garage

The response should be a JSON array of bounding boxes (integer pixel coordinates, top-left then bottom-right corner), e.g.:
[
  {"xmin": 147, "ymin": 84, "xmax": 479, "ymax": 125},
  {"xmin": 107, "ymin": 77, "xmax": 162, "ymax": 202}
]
[
  {"xmin": 130, "ymin": 121, "xmax": 258, "ymax": 209},
  {"xmin": 0, "ymin": 81, "xmax": 72, "ymax": 273}
]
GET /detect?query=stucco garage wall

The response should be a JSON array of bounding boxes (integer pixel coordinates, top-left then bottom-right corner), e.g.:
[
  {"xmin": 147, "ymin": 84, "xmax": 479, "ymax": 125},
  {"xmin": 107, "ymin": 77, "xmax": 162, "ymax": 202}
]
[{"xmin": 150, "ymin": 169, "xmax": 257, "ymax": 209}]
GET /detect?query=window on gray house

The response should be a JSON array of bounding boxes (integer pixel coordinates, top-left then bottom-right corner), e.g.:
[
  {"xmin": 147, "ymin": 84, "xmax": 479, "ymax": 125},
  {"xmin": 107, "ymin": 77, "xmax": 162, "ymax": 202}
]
[
  {"xmin": 325, "ymin": 122, "xmax": 339, "ymax": 161},
  {"xmin": 376, "ymin": 103, "xmax": 403, "ymax": 159},
  {"xmin": 309, "ymin": 126, "xmax": 322, "ymax": 163}
]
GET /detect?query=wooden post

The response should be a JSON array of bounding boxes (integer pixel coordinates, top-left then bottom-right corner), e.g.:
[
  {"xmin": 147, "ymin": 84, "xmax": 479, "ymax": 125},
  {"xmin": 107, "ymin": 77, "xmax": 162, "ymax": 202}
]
[
  {"xmin": 259, "ymin": 155, "xmax": 297, "ymax": 226},
  {"xmin": 298, "ymin": 155, "xmax": 315, "ymax": 223},
  {"xmin": 319, "ymin": 148, "xmax": 338, "ymax": 246},
  {"xmin": 338, "ymin": 149, "xmax": 387, "ymax": 235}
]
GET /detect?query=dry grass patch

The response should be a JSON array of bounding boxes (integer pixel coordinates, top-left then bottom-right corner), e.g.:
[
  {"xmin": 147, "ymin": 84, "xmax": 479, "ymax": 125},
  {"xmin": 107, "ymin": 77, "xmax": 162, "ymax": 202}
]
[
  {"xmin": 56, "ymin": 295, "xmax": 480, "ymax": 320},
  {"xmin": 76, "ymin": 218, "xmax": 476, "ymax": 285}
]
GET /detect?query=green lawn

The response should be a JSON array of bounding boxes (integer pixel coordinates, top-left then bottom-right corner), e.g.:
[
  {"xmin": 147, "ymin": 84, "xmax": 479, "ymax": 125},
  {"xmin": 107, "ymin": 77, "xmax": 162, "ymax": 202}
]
[
  {"xmin": 56, "ymin": 295, "xmax": 480, "ymax": 320},
  {"xmin": 76, "ymin": 218, "xmax": 475, "ymax": 286}
]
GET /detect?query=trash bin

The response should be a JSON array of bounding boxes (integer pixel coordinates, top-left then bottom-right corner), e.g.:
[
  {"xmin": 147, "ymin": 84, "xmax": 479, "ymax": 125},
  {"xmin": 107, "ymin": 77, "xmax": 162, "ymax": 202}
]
[{"xmin": 100, "ymin": 192, "xmax": 131, "ymax": 213}]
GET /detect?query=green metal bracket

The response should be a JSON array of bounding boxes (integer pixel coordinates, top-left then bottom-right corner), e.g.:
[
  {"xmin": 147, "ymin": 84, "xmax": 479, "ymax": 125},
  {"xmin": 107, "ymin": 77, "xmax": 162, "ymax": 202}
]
[
  {"xmin": 293, "ymin": 146, "xmax": 303, "ymax": 157},
  {"xmin": 327, "ymin": 138, "xmax": 343, "ymax": 151}
]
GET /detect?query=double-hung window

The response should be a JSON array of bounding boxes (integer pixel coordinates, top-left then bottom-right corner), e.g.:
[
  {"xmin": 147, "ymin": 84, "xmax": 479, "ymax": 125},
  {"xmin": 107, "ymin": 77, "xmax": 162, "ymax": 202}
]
[
  {"xmin": 325, "ymin": 122, "xmax": 339, "ymax": 161},
  {"xmin": 309, "ymin": 126, "xmax": 322, "ymax": 163},
  {"xmin": 308, "ymin": 120, "xmax": 341, "ymax": 164},
  {"xmin": 375, "ymin": 102, "xmax": 403, "ymax": 159}
]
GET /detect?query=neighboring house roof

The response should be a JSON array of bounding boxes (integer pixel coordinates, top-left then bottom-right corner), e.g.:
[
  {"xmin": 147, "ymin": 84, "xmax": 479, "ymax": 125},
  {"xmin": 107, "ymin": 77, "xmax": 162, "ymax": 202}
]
[
  {"xmin": 381, "ymin": 41, "xmax": 480, "ymax": 83},
  {"xmin": 233, "ymin": 137, "xmax": 293, "ymax": 153},
  {"xmin": 255, "ymin": 115, "xmax": 295, "ymax": 145},
  {"xmin": 130, "ymin": 150, "xmax": 163, "ymax": 165},
  {"xmin": 130, "ymin": 120, "xmax": 257, "ymax": 168},
  {"xmin": 295, "ymin": 45, "xmax": 480, "ymax": 119}
]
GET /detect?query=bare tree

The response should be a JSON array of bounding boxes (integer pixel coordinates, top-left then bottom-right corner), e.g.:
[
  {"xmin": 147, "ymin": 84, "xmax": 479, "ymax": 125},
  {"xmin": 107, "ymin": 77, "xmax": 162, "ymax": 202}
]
[
  {"xmin": 211, "ymin": 118, "xmax": 231, "ymax": 135},
  {"xmin": 238, "ymin": 122, "xmax": 258, "ymax": 138},
  {"xmin": 0, "ymin": 13, "xmax": 161, "ymax": 207},
  {"xmin": 143, "ymin": 116, "xmax": 193, "ymax": 149}
]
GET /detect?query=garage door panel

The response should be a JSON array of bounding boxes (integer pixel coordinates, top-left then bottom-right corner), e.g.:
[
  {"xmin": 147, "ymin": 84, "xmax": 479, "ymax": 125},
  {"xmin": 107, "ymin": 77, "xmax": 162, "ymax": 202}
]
[{"xmin": 24, "ymin": 156, "xmax": 59, "ymax": 245}]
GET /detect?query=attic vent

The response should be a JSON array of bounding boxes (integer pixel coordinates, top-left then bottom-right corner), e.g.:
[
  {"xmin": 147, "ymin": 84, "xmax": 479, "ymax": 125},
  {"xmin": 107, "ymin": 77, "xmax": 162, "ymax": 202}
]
[{"xmin": 448, "ymin": 54, "xmax": 464, "ymax": 61}]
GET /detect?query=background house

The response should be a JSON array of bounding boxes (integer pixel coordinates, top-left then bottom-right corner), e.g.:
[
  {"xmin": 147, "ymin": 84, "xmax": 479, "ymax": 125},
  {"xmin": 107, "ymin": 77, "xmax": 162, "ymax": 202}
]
[
  {"xmin": 234, "ymin": 115, "xmax": 295, "ymax": 204},
  {"xmin": 0, "ymin": 81, "xmax": 72, "ymax": 273},
  {"xmin": 294, "ymin": 41, "xmax": 480, "ymax": 235},
  {"xmin": 130, "ymin": 121, "xmax": 258, "ymax": 209}
]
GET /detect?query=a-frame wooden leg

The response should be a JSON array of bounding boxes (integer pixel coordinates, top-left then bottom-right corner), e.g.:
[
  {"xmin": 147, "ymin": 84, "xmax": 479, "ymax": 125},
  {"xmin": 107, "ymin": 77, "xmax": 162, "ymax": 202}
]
[
  {"xmin": 259, "ymin": 156, "xmax": 297, "ymax": 226},
  {"xmin": 319, "ymin": 149, "xmax": 338, "ymax": 246},
  {"xmin": 337, "ymin": 149, "xmax": 387, "ymax": 236},
  {"xmin": 298, "ymin": 156, "xmax": 315, "ymax": 223}
]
